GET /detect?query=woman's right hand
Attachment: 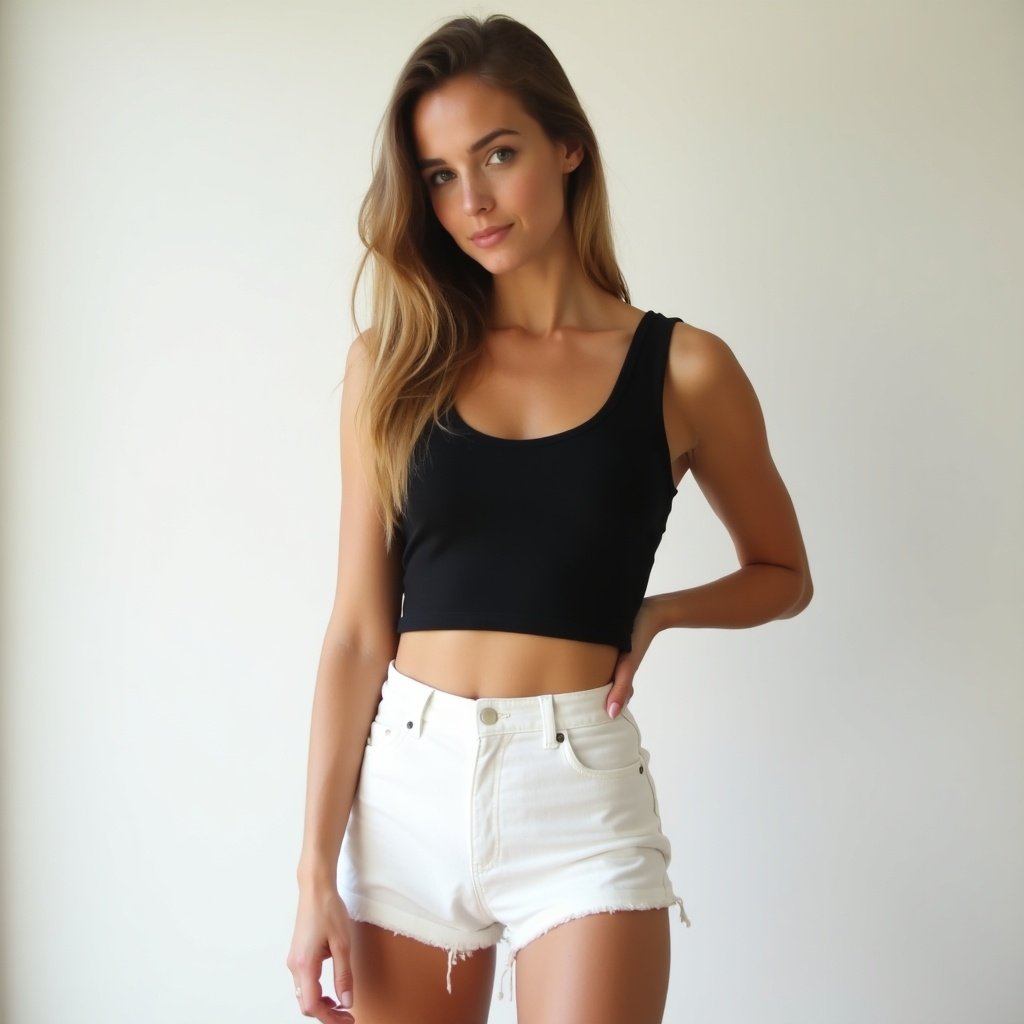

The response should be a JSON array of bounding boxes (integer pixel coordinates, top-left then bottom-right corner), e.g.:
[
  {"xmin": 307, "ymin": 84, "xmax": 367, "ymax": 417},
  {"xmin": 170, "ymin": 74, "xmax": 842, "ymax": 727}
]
[{"xmin": 286, "ymin": 885, "xmax": 357, "ymax": 1021}]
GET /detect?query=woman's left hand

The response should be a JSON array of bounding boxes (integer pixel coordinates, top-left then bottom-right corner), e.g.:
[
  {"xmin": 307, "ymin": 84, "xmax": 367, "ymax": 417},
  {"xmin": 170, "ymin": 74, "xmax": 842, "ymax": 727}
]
[{"xmin": 606, "ymin": 600, "xmax": 661, "ymax": 718}]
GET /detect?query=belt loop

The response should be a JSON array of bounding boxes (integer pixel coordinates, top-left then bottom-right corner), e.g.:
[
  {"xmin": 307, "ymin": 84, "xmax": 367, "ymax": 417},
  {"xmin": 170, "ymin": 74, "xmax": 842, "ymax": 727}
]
[{"xmin": 538, "ymin": 694, "xmax": 557, "ymax": 748}]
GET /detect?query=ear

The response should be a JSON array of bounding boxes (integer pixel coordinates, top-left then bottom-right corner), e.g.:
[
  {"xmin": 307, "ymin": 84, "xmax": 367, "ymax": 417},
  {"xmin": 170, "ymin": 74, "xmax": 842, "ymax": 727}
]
[{"xmin": 561, "ymin": 138, "xmax": 585, "ymax": 174}]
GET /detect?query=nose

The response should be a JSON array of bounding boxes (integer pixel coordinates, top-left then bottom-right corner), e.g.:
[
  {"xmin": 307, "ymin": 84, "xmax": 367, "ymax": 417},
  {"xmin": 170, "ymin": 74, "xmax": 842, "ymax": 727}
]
[{"xmin": 460, "ymin": 175, "xmax": 492, "ymax": 216}]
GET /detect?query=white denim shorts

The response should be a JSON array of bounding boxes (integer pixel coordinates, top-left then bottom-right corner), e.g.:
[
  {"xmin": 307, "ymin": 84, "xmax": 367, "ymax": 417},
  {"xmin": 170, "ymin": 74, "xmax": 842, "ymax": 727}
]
[{"xmin": 337, "ymin": 659, "xmax": 692, "ymax": 1000}]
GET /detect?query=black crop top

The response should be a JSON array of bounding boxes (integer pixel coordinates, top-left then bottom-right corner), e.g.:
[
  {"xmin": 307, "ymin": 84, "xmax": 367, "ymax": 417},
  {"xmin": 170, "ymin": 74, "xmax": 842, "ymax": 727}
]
[{"xmin": 394, "ymin": 309, "xmax": 682, "ymax": 653}]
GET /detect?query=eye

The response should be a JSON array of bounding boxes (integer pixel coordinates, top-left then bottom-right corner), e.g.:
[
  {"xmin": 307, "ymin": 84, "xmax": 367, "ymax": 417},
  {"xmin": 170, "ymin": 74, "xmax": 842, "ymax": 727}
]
[
  {"xmin": 429, "ymin": 169, "xmax": 454, "ymax": 187},
  {"xmin": 427, "ymin": 147, "xmax": 517, "ymax": 188}
]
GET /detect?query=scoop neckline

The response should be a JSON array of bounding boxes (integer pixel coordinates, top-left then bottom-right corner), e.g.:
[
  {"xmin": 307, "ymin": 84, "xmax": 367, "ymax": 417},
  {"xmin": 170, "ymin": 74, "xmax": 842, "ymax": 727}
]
[{"xmin": 448, "ymin": 310, "xmax": 656, "ymax": 445}]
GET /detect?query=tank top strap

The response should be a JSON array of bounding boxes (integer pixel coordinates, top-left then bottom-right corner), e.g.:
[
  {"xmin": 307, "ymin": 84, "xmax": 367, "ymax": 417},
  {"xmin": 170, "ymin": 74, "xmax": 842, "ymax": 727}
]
[{"xmin": 619, "ymin": 310, "xmax": 684, "ymax": 430}]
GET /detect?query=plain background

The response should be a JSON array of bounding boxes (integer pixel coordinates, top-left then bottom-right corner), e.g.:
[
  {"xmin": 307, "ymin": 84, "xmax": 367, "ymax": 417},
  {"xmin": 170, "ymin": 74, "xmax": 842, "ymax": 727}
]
[{"xmin": 1, "ymin": 2, "xmax": 1021, "ymax": 1022}]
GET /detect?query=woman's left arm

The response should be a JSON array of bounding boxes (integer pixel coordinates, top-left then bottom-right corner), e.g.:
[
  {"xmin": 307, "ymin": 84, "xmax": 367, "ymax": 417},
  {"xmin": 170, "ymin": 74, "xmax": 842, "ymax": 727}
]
[
  {"xmin": 607, "ymin": 325, "xmax": 813, "ymax": 718},
  {"xmin": 645, "ymin": 323, "xmax": 814, "ymax": 633}
]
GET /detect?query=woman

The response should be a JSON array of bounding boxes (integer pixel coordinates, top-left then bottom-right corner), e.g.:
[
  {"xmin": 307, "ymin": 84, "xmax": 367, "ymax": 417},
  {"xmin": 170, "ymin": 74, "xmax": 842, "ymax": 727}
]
[{"xmin": 286, "ymin": 13, "xmax": 812, "ymax": 1024}]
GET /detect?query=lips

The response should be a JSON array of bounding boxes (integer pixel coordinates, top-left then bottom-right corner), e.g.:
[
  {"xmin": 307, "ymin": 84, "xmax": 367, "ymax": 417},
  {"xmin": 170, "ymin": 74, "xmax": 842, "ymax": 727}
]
[{"xmin": 470, "ymin": 224, "xmax": 513, "ymax": 248}]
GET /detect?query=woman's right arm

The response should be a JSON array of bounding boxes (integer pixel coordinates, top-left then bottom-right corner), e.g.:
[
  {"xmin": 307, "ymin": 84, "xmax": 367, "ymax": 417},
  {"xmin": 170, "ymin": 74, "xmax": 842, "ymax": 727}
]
[{"xmin": 286, "ymin": 330, "xmax": 402, "ymax": 1020}]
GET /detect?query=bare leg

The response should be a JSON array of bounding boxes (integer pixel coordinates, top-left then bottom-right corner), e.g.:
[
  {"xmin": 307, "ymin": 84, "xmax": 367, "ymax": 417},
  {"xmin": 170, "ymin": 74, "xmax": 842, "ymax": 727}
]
[
  {"xmin": 346, "ymin": 920, "xmax": 496, "ymax": 1024},
  {"xmin": 512, "ymin": 908, "xmax": 671, "ymax": 1024}
]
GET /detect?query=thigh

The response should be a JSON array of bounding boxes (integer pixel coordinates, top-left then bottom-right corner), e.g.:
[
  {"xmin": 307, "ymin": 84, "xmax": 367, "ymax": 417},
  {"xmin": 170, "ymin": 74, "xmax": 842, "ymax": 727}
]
[
  {"xmin": 348, "ymin": 920, "xmax": 496, "ymax": 1024},
  {"xmin": 513, "ymin": 908, "xmax": 671, "ymax": 1024}
]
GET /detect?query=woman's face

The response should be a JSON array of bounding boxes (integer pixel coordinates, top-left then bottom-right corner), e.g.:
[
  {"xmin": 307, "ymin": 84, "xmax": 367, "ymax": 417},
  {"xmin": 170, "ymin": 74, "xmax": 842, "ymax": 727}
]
[{"xmin": 411, "ymin": 75, "xmax": 579, "ymax": 274}]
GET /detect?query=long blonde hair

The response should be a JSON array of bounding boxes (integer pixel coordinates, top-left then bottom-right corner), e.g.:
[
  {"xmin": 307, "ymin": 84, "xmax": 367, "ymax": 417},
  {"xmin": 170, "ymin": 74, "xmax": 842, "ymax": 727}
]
[{"xmin": 350, "ymin": 13, "xmax": 630, "ymax": 553}]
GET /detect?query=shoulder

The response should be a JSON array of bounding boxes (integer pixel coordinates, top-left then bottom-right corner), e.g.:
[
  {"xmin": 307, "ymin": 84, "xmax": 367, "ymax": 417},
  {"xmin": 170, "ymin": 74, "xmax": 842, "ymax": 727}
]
[
  {"xmin": 666, "ymin": 319, "xmax": 737, "ymax": 390},
  {"xmin": 345, "ymin": 326, "xmax": 377, "ymax": 370},
  {"xmin": 665, "ymin": 319, "xmax": 764, "ymax": 449}
]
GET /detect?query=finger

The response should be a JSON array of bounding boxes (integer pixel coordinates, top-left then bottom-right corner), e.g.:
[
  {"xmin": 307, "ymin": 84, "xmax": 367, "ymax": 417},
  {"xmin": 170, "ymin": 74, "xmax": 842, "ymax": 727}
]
[
  {"xmin": 606, "ymin": 671, "xmax": 633, "ymax": 718},
  {"xmin": 298, "ymin": 985, "xmax": 352, "ymax": 1024},
  {"xmin": 294, "ymin": 972, "xmax": 325, "ymax": 1017},
  {"xmin": 329, "ymin": 935, "xmax": 355, "ymax": 1011},
  {"xmin": 310, "ymin": 995, "xmax": 354, "ymax": 1023}
]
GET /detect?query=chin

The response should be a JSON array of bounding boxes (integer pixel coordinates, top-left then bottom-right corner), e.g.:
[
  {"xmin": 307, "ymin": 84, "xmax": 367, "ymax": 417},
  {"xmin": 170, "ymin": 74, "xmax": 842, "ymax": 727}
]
[{"xmin": 476, "ymin": 241, "xmax": 526, "ymax": 269}]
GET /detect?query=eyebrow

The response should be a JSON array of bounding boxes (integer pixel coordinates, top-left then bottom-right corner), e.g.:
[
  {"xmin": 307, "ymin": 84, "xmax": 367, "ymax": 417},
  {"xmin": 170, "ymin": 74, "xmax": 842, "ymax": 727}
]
[{"xmin": 416, "ymin": 128, "xmax": 521, "ymax": 170}]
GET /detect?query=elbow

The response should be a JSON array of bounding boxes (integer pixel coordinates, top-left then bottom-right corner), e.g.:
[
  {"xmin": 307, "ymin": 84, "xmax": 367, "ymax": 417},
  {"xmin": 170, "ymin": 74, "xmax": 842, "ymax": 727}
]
[
  {"xmin": 770, "ymin": 563, "xmax": 813, "ymax": 619},
  {"xmin": 786, "ymin": 574, "xmax": 814, "ymax": 617}
]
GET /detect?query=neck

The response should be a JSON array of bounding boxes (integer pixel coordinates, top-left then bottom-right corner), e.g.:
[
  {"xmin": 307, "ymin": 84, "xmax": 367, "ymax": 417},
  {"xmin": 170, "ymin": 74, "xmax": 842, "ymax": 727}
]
[{"xmin": 487, "ymin": 222, "xmax": 613, "ymax": 335}]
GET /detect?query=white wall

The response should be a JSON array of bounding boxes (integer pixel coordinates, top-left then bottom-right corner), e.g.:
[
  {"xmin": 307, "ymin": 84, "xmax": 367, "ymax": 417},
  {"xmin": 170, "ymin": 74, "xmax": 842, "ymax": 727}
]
[{"xmin": 1, "ymin": 2, "xmax": 1020, "ymax": 1022}]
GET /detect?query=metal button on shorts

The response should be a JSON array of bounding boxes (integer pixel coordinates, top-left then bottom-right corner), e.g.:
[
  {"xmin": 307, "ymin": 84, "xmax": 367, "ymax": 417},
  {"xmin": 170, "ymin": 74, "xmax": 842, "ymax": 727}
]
[{"xmin": 479, "ymin": 706, "xmax": 499, "ymax": 725}]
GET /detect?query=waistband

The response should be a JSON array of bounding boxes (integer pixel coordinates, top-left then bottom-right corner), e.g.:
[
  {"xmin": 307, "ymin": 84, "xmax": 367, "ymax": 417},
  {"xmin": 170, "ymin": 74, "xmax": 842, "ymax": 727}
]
[{"xmin": 380, "ymin": 659, "xmax": 625, "ymax": 745}]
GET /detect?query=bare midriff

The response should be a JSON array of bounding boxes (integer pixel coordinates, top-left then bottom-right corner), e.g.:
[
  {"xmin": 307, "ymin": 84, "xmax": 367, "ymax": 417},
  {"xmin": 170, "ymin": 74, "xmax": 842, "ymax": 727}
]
[{"xmin": 394, "ymin": 631, "xmax": 622, "ymax": 699}]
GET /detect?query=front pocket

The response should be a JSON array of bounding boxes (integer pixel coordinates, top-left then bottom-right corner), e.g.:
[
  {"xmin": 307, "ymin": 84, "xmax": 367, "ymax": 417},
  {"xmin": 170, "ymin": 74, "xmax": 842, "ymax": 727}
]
[
  {"xmin": 365, "ymin": 719, "xmax": 392, "ymax": 748},
  {"xmin": 559, "ymin": 717, "xmax": 646, "ymax": 779},
  {"xmin": 364, "ymin": 712, "xmax": 414, "ymax": 749}
]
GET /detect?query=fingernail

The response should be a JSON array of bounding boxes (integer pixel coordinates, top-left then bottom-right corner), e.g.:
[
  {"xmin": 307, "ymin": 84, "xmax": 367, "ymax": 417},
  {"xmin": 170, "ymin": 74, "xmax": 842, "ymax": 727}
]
[
  {"xmin": 340, "ymin": 990, "xmax": 353, "ymax": 1009},
  {"xmin": 608, "ymin": 701, "xmax": 621, "ymax": 719}
]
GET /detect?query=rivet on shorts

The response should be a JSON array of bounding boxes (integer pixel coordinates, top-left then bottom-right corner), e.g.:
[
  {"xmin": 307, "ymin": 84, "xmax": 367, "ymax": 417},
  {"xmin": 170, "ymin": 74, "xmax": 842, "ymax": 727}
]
[
  {"xmin": 406, "ymin": 720, "xmax": 413, "ymax": 729},
  {"xmin": 639, "ymin": 765, "xmax": 644, "ymax": 773},
  {"xmin": 384, "ymin": 728, "xmax": 391, "ymax": 736},
  {"xmin": 556, "ymin": 732, "xmax": 564, "ymax": 742}
]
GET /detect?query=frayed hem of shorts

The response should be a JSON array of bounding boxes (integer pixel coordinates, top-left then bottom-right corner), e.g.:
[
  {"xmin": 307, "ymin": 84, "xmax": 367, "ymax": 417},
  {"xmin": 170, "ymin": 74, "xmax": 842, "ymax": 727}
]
[
  {"xmin": 508, "ymin": 894, "xmax": 692, "ymax": 956},
  {"xmin": 344, "ymin": 907, "xmax": 495, "ymax": 995}
]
